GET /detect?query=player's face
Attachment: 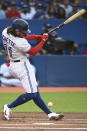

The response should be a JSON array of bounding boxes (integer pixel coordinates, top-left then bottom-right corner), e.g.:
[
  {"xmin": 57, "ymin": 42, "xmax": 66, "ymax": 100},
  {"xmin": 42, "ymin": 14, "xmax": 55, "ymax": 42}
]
[{"xmin": 15, "ymin": 30, "xmax": 27, "ymax": 37}]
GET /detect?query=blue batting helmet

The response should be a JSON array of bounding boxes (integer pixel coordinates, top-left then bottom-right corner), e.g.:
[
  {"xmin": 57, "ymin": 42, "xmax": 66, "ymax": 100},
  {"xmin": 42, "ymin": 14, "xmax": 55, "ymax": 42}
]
[{"xmin": 11, "ymin": 19, "xmax": 31, "ymax": 33}]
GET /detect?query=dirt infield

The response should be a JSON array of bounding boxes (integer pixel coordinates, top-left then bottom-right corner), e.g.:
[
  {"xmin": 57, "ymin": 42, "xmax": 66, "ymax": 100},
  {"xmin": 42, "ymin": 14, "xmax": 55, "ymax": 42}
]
[
  {"xmin": 0, "ymin": 87, "xmax": 87, "ymax": 130},
  {"xmin": 0, "ymin": 113, "xmax": 87, "ymax": 131},
  {"xmin": 0, "ymin": 86, "xmax": 87, "ymax": 93}
]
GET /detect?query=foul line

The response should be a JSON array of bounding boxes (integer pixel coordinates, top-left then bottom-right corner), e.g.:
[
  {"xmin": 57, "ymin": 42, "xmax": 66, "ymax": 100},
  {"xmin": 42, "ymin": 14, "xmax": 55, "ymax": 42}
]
[
  {"xmin": 12, "ymin": 117, "xmax": 87, "ymax": 121},
  {"xmin": 0, "ymin": 127, "xmax": 87, "ymax": 130},
  {"xmin": 0, "ymin": 123, "xmax": 87, "ymax": 126}
]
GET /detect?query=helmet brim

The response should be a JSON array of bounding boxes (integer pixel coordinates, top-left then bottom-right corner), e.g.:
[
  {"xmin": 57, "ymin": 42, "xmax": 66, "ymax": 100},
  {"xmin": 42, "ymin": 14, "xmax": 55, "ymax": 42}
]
[
  {"xmin": 21, "ymin": 29, "xmax": 31, "ymax": 34},
  {"xmin": 27, "ymin": 29, "xmax": 31, "ymax": 33}
]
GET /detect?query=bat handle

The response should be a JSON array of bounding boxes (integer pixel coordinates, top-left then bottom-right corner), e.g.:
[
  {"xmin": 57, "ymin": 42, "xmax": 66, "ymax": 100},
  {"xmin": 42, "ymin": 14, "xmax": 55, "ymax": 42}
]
[{"xmin": 48, "ymin": 23, "xmax": 64, "ymax": 34}]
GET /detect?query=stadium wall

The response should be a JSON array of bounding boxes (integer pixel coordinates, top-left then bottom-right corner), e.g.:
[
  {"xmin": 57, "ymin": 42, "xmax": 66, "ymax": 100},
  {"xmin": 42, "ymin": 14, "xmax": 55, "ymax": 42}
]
[
  {"xmin": 0, "ymin": 55, "xmax": 87, "ymax": 87},
  {"xmin": 0, "ymin": 19, "xmax": 87, "ymax": 50}
]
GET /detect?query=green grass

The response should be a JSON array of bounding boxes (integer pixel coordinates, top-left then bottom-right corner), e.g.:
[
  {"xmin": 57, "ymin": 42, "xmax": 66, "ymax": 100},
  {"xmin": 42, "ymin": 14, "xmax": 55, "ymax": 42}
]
[{"xmin": 0, "ymin": 92, "xmax": 87, "ymax": 113}]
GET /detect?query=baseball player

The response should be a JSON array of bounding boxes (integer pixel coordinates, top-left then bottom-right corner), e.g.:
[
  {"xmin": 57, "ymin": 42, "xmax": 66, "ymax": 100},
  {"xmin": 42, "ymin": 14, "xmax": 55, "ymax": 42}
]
[
  {"xmin": 0, "ymin": 56, "xmax": 21, "ymax": 87},
  {"xmin": 2, "ymin": 18, "xmax": 64, "ymax": 120}
]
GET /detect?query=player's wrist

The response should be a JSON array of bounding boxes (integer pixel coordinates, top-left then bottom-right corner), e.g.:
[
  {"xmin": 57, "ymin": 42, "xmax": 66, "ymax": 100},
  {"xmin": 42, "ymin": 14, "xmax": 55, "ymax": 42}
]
[
  {"xmin": 42, "ymin": 38, "xmax": 47, "ymax": 42},
  {"xmin": 42, "ymin": 34, "xmax": 48, "ymax": 40}
]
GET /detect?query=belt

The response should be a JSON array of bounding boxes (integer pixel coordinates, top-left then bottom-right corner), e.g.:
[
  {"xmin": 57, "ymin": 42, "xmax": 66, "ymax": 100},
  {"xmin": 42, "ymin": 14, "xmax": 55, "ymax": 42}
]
[{"xmin": 12, "ymin": 60, "xmax": 20, "ymax": 62}]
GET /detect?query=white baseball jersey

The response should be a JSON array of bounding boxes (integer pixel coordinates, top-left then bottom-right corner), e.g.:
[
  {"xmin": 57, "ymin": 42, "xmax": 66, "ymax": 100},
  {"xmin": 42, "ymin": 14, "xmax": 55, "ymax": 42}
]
[{"xmin": 2, "ymin": 28, "xmax": 38, "ymax": 93}]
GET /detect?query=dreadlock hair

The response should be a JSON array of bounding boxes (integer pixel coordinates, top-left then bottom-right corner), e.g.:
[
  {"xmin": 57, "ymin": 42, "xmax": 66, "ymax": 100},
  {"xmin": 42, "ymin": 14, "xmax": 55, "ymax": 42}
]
[
  {"xmin": 7, "ymin": 26, "xmax": 18, "ymax": 37},
  {"xmin": 7, "ymin": 26, "xmax": 27, "ymax": 38}
]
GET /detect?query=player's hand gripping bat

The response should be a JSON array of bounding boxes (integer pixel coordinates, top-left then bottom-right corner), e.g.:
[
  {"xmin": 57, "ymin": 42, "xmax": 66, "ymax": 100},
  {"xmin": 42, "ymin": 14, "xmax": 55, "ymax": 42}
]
[{"xmin": 48, "ymin": 9, "xmax": 87, "ymax": 34}]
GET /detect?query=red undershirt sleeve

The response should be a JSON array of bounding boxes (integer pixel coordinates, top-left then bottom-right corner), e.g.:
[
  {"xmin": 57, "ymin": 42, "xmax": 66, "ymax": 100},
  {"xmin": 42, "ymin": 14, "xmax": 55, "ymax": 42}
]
[
  {"xmin": 27, "ymin": 39, "xmax": 46, "ymax": 56},
  {"xmin": 25, "ymin": 34, "xmax": 48, "ymax": 56},
  {"xmin": 25, "ymin": 35, "xmax": 43, "ymax": 41}
]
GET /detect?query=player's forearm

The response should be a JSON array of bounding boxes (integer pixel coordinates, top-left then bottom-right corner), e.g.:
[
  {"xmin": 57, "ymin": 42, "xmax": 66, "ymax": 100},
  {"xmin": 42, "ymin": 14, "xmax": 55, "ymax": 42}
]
[
  {"xmin": 0, "ymin": 75, "xmax": 15, "ymax": 79},
  {"xmin": 27, "ymin": 34, "xmax": 48, "ymax": 56},
  {"xmin": 27, "ymin": 39, "xmax": 46, "ymax": 56},
  {"xmin": 5, "ymin": 76, "xmax": 15, "ymax": 79},
  {"xmin": 25, "ymin": 35, "xmax": 43, "ymax": 41}
]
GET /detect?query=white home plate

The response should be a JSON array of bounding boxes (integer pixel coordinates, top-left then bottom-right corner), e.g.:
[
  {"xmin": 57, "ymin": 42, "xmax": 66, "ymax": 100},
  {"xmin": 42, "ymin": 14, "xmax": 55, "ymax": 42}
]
[{"xmin": 32, "ymin": 123, "xmax": 55, "ymax": 125}]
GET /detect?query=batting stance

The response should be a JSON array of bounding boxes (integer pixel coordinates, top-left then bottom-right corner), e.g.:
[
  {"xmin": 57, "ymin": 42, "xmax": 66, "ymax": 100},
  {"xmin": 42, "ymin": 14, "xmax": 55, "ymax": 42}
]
[{"xmin": 2, "ymin": 19, "xmax": 64, "ymax": 120}]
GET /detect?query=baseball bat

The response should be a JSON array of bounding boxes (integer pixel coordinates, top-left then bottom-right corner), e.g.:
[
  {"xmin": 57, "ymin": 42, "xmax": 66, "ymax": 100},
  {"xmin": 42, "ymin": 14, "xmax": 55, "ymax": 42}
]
[{"xmin": 48, "ymin": 9, "xmax": 86, "ymax": 34}]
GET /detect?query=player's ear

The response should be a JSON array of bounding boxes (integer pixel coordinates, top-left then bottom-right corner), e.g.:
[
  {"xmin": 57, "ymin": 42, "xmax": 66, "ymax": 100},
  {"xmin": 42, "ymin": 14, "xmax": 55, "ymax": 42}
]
[
  {"xmin": 15, "ymin": 29, "xmax": 20, "ymax": 34},
  {"xmin": 15, "ymin": 29, "xmax": 19, "ymax": 32}
]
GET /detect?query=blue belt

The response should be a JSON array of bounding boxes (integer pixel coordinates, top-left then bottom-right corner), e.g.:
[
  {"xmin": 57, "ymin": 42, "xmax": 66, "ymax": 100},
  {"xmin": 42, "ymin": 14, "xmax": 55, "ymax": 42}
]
[{"xmin": 12, "ymin": 60, "xmax": 20, "ymax": 62}]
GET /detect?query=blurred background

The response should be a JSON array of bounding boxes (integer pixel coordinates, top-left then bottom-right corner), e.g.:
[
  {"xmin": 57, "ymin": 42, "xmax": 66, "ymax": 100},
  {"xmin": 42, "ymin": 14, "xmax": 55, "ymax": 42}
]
[{"xmin": 0, "ymin": 0, "xmax": 87, "ymax": 87}]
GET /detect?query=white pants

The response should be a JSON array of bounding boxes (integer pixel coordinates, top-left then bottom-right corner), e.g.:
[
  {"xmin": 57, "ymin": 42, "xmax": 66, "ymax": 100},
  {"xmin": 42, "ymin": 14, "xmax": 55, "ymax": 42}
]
[{"xmin": 10, "ymin": 59, "xmax": 38, "ymax": 93}]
